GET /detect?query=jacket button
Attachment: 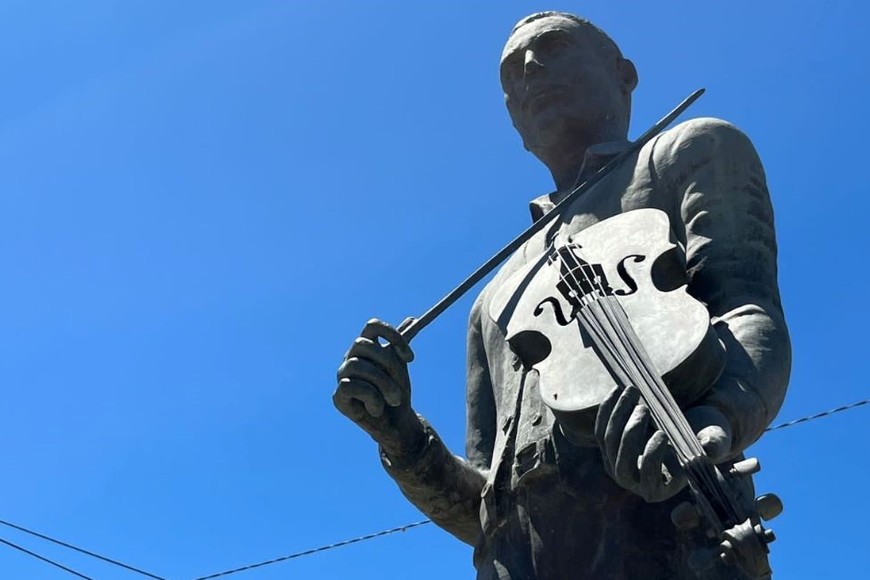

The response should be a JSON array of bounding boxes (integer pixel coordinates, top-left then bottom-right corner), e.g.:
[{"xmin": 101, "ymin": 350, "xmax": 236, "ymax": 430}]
[{"xmin": 532, "ymin": 413, "xmax": 543, "ymax": 426}]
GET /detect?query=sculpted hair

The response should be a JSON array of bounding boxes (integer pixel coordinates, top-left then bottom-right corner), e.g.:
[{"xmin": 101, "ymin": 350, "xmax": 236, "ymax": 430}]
[{"xmin": 510, "ymin": 11, "xmax": 625, "ymax": 61}]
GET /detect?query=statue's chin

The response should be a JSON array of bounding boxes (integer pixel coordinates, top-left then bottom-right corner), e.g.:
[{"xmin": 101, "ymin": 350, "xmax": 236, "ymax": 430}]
[{"xmin": 522, "ymin": 112, "xmax": 593, "ymax": 152}]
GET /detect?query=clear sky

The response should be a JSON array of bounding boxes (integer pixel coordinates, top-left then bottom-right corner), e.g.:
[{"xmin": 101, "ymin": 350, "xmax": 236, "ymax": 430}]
[{"xmin": 0, "ymin": 1, "xmax": 867, "ymax": 578}]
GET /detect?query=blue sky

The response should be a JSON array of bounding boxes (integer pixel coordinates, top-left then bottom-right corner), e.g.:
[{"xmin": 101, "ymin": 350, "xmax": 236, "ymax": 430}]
[{"xmin": 0, "ymin": 1, "xmax": 867, "ymax": 578}]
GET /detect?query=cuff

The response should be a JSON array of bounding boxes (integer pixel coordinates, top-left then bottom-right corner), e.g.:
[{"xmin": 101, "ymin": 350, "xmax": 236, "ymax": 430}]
[{"xmin": 379, "ymin": 416, "xmax": 443, "ymax": 474}]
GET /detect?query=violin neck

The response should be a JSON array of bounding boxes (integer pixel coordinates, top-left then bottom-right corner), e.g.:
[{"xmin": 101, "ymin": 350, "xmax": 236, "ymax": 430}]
[{"xmin": 576, "ymin": 293, "xmax": 746, "ymax": 529}]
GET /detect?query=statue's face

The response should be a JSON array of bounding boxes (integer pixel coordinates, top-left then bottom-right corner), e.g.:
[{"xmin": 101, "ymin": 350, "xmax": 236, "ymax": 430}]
[{"xmin": 500, "ymin": 16, "xmax": 633, "ymax": 151}]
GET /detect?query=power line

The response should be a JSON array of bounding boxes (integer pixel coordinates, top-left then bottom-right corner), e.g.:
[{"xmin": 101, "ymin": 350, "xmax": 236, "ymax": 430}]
[
  {"xmin": 4, "ymin": 398, "xmax": 867, "ymax": 580},
  {"xmin": 0, "ymin": 535, "xmax": 95, "ymax": 580},
  {"xmin": 192, "ymin": 520, "xmax": 432, "ymax": 580},
  {"xmin": 765, "ymin": 398, "xmax": 870, "ymax": 432},
  {"xmin": 0, "ymin": 518, "xmax": 168, "ymax": 580},
  {"xmin": 190, "ymin": 398, "xmax": 870, "ymax": 579}
]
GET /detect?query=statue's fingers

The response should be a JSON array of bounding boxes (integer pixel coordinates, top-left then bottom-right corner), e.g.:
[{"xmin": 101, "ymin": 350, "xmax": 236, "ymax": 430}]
[
  {"xmin": 594, "ymin": 385, "xmax": 622, "ymax": 448},
  {"xmin": 360, "ymin": 319, "xmax": 414, "ymax": 363},
  {"xmin": 639, "ymin": 430, "xmax": 677, "ymax": 502},
  {"xmin": 337, "ymin": 357, "xmax": 403, "ymax": 407},
  {"xmin": 333, "ymin": 378, "xmax": 387, "ymax": 418},
  {"xmin": 603, "ymin": 386, "xmax": 640, "ymax": 469},
  {"xmin": 614, "ymin": 404, "xmax": 650, "ymax": 487},
  {"xmin": 345, "ymin": 337, "xmax": 406, "ymax": 388}
]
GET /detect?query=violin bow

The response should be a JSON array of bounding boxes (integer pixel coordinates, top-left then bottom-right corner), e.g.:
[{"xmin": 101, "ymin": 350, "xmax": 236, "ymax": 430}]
[{"xmin": 400, "ymin": 88, "xmax": 706, "ymax": 342}]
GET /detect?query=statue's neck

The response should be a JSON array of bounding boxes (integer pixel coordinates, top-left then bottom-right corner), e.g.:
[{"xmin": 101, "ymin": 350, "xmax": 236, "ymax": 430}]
[
  {"xmin": 534, "ymin": 128, "xmax": 629, "ymax": 192},
  {"xmin": 550, "ymin": 159, "xmax": 587, "ymax": 192},
  {"xmin": 542, "ymin": 142, "xmax": 628, "ymax": 192}
]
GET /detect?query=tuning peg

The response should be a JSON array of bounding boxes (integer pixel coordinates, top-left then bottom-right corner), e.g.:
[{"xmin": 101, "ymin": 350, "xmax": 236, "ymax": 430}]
[
  {"xmin": 670, "ymin": 501, "xmax": 701, "ymax": 530},
  {"xmin": 729, "ymin": 457, "xmax": 761, "ymax": 477},
  {"xmin": 755, "ymin": 494, "xmax": 784, "ymax": 521}
]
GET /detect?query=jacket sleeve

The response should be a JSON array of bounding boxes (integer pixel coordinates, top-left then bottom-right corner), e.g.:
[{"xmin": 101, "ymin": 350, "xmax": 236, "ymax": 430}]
[
  {"xmin": 379, "ymin": 296, "xmax": 494, "ymax": 545},
  {"xmin": 655, "ymin": 117, "xmax": 791, "ymax": 456}
]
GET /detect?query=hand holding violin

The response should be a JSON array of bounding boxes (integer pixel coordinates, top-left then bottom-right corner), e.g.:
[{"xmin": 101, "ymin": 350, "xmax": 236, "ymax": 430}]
[
  {"xmin": 595, "ymin": 385, "xmax": 733, "ymax": 503},
  {"xmin": 334, "ymin": 319, "xmax": 427, "ymax": 459}
]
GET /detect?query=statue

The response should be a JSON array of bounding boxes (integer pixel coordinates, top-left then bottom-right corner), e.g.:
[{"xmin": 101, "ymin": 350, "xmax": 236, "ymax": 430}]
[{"xmin": 334, "ymin": 11, "xmax": 790, "ymax": 579}]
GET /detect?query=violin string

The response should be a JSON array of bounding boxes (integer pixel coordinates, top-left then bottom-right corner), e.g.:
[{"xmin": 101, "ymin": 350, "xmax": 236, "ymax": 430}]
[
  {"xmin": 596, "ymin": 300, "xmax": 706, "ymax": 478},
  {"xmin": 575, "ymin": 304, "xmax": 636, "ymax": 388},
  {"xmin": 552, "ymin": 245, "xmax": 651, "ymax": 401},
  {"xmin": 550, "ymin": 247, "xmax": 691, "ymax": 466},
  {"xmin": 547, "ymin": 247, "xmax": 638, "ymax": 400},
  {"xmin": 579, "ymin": 248, "xmax": 739, "ymax": 523},
  {"xmin": 600, "ymin": 296, "xmax": 699, "ymax": 457},
  {"xmin": 609, "ymin": 302, "xmax": 703, "ymax": 456},
  {"xmin": 554, "ymin": 241, "xmax": 735, "ymax": 522},
  {"xmin": 571, "ymin": 260, "xmax": 731, "ymax": 518},
  {"xmin": 552, "ymin": 243, "xmax": 692, "ymax": 453},
  {"xmin": 556, "ymin": 244, "xmax": 695, "ymax": 453},
  {"xmin": 607, "ymin": 297, "xmax": 738, "ymax": 521},
  {"xmin": 585, "ymin": 259, "xmax": 702, "ymax": 455},
  {"xmin": 550, "ymin": 246, "xmax": 641, "ymax": 390}
]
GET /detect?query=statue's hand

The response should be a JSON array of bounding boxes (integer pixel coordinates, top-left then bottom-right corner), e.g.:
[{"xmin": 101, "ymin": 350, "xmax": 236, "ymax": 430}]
[
  {"xmin": 594, "ymin": 386, "xmax": 733, "ymax": 503},
  {"xmin": 334, "ymin": 318, "xmax": 423, "ymax": 457}
]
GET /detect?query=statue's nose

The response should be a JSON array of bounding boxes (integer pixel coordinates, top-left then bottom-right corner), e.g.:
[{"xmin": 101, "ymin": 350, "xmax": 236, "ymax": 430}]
[{"xmin": 523, "ymin": 49, "xmax": 544, "ymax": 78}]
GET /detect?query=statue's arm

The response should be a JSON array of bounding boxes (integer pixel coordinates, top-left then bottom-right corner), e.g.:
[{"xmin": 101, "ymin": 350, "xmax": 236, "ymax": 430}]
[
  {"xmin": 662, "ymin": 118, "xmax": 792, "ymax": 458},
  {"xmin": 379, "ymin": 423, "xmax": 487, "ymax": 546},
  {"xmin": 379, "ymin": 297, "xmax": 494, "ymax": 545}
]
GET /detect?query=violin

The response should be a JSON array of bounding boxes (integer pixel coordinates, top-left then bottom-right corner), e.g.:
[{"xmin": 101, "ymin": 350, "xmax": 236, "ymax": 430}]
[
  {"xmin": 394, "ymin": 91, "xmax": 783, "ymax": 578},
  {"xmin": 487, "ymin": 208, "xmax": 726, "ymax": 437},
  {"xmin": 489, "ymin": 208, "xmax": 783, "ymax": 579}
]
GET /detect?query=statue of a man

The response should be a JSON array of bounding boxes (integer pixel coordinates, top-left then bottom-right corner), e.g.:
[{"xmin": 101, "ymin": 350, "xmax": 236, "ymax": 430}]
[{"xmin": 334, "ymin": 12, "xmax": 790, "ymax": 579}]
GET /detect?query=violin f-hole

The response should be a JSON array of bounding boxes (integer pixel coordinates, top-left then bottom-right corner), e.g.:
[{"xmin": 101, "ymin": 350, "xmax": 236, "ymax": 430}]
[
  {"xmin": 614, "ymin": 254, "xmax": 646, "ymax": 296},
  {"xmin": 534, "ymin": 296, "xmax": 576, "ymax": 326}
]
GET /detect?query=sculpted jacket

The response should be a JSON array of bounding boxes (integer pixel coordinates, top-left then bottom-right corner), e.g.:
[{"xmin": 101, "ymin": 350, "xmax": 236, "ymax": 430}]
[{"xmin": 379, "ymin": 118, "xmax": 791, "ymax": 579}]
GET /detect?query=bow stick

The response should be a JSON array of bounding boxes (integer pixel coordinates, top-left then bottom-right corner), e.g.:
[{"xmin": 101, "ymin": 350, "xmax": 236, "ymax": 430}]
[{"xmin": 399, "ymin": 88, "xmax": 705, "ymax": 342}]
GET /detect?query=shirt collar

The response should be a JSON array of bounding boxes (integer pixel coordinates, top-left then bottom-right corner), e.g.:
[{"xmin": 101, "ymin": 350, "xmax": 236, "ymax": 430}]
[{"xmin": 528, "ymin": 140, "xmax": 632, "ymax": 223}]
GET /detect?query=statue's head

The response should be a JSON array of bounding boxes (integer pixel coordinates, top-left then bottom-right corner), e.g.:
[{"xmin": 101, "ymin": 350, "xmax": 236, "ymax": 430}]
[{"xmin": 501, "ymin": 12, "xmax": 638, "ymax": 157}]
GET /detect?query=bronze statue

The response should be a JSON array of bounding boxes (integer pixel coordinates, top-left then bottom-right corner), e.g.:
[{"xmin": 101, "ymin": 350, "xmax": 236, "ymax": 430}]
[{"xmin": 334, "ymin": 11, "xmax": 790, "ymax": 579}]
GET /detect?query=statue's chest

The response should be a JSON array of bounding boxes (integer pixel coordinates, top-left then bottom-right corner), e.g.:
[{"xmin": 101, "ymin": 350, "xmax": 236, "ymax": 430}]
[
  {"xmin": 477, "ymin": 170, "xmax": 665, "ymax": 405},
  {"xmin": 501, "ymin": 174, "xmax": 662, "ymax": 286}
]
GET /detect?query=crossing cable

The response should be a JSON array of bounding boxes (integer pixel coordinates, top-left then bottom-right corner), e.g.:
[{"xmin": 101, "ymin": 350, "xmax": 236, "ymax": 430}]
[
  {"xmin": 1, "ymin": 399, "xmax": 866, "ymax": 580},
  {"xmin": 0, "ymin": 518, "xmax": 168, "ymax": 580},
  {"xmin": 0, "ymin": 535, "xmax": 95, "ymax": 580},
  {"xmin": 190, "ymin": 398, "xmax": 870, "ymax": 579},
  {"xmin": 192, "ymin": 520, "xmax": 431, "ymax": 580},
  {"xmin": 764, "ymin": 398, "xmax": 869, "ymax": 432}
]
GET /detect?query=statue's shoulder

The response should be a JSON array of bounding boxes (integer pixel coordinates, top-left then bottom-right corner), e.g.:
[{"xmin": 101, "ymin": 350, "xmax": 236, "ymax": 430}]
[
  {"xmin": 652, "ymin": 117, "xmax": 759, "ymax": 168},
  {"xmin": 663, "ymin": 116, "xmax": 750, "ymax": 144}
]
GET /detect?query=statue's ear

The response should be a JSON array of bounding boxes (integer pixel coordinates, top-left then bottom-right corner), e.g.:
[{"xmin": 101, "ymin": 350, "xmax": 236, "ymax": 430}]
[{"xmin": 618, "ymin": 58, "xmax": 638, "ymax": 94}]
